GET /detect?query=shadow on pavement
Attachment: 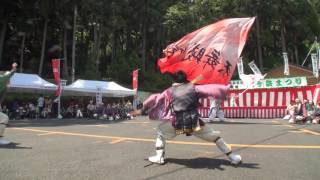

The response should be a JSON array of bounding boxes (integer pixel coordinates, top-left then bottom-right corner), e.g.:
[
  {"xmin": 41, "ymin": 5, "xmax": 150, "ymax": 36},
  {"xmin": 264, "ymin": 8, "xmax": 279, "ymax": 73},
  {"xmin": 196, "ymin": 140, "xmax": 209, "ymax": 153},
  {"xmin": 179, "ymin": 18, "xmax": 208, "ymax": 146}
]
[
  {"xmin": 7, "ymin": 118, "xmax": 129, "ymax": 128},
  {"xmin": 0, "ymin": 142, "xmax": 32, "ymax": 149},
  {"xmin": 166, "ymin": 157, "xmax": 259, "ymax": 170},
  {"xmin": 143, "ymin": 157, "xmax": 259, "ymax": 180}
]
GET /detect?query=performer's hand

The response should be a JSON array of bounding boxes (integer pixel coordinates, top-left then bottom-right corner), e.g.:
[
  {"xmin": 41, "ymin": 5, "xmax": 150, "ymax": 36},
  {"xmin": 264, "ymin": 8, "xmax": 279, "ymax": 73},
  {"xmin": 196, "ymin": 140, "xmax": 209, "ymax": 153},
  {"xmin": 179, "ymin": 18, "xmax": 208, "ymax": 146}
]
[
  {"xmin": 130, "ymin": 109, "xmax": 142, "ymax": 116},
  {"xmin": 11, "ymin": 62, "xmax": 18, "ymax": 71}
]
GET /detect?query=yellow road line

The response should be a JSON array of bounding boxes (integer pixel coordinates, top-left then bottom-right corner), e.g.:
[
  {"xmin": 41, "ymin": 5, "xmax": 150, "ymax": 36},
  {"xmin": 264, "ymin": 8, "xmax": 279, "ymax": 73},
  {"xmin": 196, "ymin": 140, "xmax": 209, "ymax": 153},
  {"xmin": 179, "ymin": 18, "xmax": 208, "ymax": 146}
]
[
  {"xmin": 38, "ymin": 132, "xmax": 59, "ymax": 136},
  {"xmin": 299, "ymin": 129, "xmax": 320, "ymax": 136},
  {"xmin": 10, "ymin": 127, "xmax": 320, "ymax": 149},
  {"xmin": 110, "ymin": 138, "xmax": 126, "ymax": 144},
  {"xmin": 121, "ymin": 122, "xmax": 150, "ymax": 124},
  {"xmin": 271, "ymin": 120, "xmax": 319, "ymax": 136},
  {"xmin": 86, "ymin": 125, "xmax": 109, "ymax": 127},
  {"xmin": 288, "ymin": 130, "xmax": 304, "ymax": 133}
]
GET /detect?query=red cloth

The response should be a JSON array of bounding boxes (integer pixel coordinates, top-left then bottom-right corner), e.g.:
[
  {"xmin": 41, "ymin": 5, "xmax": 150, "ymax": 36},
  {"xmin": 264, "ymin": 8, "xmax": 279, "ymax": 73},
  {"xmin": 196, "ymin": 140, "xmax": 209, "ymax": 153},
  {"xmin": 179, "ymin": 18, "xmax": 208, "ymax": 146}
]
[
  {"xmin": 132, "ymin": 69, "xmax": 138, "ymax": 90},
  {"xmin": 52, "ymin": 59, "xmax": 60, "ymax": 96},
  {"xmin": 158, "ymin": 17, "xmax": 255, "ymax": 85}
]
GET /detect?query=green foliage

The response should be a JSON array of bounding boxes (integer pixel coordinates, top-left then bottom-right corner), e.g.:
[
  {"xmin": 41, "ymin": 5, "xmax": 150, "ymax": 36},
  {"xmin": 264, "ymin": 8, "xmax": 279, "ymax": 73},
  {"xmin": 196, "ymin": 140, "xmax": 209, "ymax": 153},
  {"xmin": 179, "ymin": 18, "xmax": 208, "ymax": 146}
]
[{"xmin": 1, "ymin": 0, "xmax": 320, "ymax": 92}]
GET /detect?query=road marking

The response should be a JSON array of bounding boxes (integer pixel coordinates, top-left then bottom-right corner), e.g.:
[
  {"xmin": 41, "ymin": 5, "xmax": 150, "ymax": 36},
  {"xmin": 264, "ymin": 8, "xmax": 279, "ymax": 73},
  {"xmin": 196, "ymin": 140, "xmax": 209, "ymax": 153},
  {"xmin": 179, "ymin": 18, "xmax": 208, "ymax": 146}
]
[
  {"xmin": 271, "ymin": 121, "xmax": 320, "ymax": 136},
  {"xmin": 299, "ymin": 129, "xmax": 320, "ymax": 136},
  {"xmin": 121, "ymin": 122, "xmax": 150, "ymax": 124},
  {"xmin": 10, "ymin": 127, "xmax": 320, "ymax": 149},
  {"xmin": 110, "ymin": 138, "xmax": 126, "ymax": 144},
  {"xmin": 288, "ymin": 130, "xmax": 305, "ymax": 134},
  {"xmin": 38, "ymin": 132, "xmax": 59, "ymax": 136},
  {"xmin": 86, "ymin": 125, "xmax": 109, "ymax": 127}
]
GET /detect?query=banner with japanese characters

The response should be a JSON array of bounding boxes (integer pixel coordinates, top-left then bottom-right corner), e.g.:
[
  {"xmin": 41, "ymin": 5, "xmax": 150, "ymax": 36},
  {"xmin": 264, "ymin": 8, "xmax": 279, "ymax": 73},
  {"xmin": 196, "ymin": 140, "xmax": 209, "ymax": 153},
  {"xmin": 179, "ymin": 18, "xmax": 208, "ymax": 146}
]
[
  {"xmin": 282, "ymin": 52, "xmax": 289, "ymax": 75},
  {"xmin": 230, "ymin": 76, "xmax": 307, "ymax": 89},
  {"xmin": 158, "ymin": 17, "xmax": 255, "ymax": 84},
  {"xmin": 96, "ymin": 87, "xmax": 102, "ymax": 105},
  {"xmin": 237, "ymin": 57, "xmax": 244, "ymax": 76},
  {"xmin": 248, "ymin": 61, "xmax": 262, "ymax": 75},
  {"xmin": 311, "ymin": 53, "xmax": 318, "ymax": 78}
]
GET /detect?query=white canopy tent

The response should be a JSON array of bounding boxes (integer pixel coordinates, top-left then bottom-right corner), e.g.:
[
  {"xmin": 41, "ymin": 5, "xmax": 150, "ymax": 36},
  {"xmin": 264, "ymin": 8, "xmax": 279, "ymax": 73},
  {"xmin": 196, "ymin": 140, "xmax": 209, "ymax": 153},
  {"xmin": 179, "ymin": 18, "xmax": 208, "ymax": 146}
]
[
  {"xmin": 8, "ymin": 73, "xmax": 56, "ymax": 94},
  {"xmin": 7, "ymin": 73, "xmax": 135, "ymax": 97},
  {"xmin": 63, "ymin": 79, "xmax": 135, "ymax": 97}
]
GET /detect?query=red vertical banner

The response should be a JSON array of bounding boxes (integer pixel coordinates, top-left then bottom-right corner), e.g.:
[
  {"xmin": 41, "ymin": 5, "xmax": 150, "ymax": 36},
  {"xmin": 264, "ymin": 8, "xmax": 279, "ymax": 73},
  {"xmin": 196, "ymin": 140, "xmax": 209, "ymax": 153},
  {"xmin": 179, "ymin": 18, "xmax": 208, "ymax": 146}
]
[
  {"xmin": 132, "ymin": 69, "xmax": 138, "ymax": 91},
  {"xmin": 52, "ymin": 59, "xmax": 60, "ymax": 96}
]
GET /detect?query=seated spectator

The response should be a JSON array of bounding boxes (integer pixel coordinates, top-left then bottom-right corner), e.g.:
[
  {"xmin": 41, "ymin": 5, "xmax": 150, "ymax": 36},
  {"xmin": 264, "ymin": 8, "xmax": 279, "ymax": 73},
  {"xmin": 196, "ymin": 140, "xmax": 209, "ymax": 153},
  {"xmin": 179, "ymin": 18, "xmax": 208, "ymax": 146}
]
[
  {"xmin": 313, "ymin": 102, "xmax": 320, "ymax": 124},
  {"xmin": 86, "ymin": 100, "xmax": 96, "ymax": 118},
  {"xmin": 284, "ymin": 100, "xmax": 296, "ymax": 123},
  {"xmin": 75, "ymin": 104, "xmax": 83, "ymax": 118},
  {"xmin": 28, "ymin": 102, "xmax": 36, "ymax": 119},
  {"xmin": 42, "ymin": 106, "xmax": 49, "ymax": 118},
  {"xmin": 305, "ymin": 99, "xmax": 315, "ymax": 123},
  {"xmin": 18, "ymin": 105, "xmax": 26, "ymax": 119},
  {"xmin": 94, "ymin": 102, "xmax": 104, "ymax": 119},
  {"xmin": 65, "ymin": 104, "xmax": 75, "ymax": 118},
  {"xmin": 294, "ymin": 98, "xmax": 305, "ymax": 123}
]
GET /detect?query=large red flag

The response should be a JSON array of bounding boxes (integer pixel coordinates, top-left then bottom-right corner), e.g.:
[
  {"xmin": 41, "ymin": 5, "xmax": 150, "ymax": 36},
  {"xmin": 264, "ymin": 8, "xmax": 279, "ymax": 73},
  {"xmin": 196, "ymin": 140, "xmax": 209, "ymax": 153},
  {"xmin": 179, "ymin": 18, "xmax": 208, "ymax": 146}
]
[
  {"xmin": 52, "ymin": 59, "xmax": 60, "ymax": 96},
  {"xmin": 158, "ymin": 17, "xmax": 255, "ymax": 85},
  {"xmin": 132, "ymin": 69, "xmax": 138, "ymax": 90}
]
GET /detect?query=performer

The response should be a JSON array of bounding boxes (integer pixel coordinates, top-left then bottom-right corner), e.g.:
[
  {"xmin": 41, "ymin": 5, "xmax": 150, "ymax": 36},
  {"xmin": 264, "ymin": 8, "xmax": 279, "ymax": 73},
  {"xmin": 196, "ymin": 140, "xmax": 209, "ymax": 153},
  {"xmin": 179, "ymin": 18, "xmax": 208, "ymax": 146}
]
[
  {"xmin": 0, "ymin": 62, "xmax": 17, "ymax": 145},
  {"xmin": 132, "ymin": 71, "xmax": 241, "ymax": 165}
]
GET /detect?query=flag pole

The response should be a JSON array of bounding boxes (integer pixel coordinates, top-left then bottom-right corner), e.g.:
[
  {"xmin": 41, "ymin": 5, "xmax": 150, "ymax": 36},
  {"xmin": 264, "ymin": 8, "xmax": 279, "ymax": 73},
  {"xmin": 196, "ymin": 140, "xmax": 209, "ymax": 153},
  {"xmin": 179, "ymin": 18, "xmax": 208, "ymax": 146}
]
[{"xmin": 301, "ymin": 38, "xmax": 317, "ymax": 66}]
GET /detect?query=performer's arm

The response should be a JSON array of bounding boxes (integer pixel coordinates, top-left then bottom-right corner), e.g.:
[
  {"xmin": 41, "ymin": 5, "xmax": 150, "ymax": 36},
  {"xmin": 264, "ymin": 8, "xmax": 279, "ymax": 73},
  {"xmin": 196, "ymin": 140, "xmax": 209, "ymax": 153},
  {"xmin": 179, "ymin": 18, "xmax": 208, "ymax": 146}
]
[
  {"xmin": 131, "ymin": 93, "xmax": 161, "ymax": 116},
  {"xmin": 195, "ymin": 84, "xmax": 230, "ymax": 100},
  {"xmin": 131, "ymin": 88, "xmax": 171, "ymax": 117}
]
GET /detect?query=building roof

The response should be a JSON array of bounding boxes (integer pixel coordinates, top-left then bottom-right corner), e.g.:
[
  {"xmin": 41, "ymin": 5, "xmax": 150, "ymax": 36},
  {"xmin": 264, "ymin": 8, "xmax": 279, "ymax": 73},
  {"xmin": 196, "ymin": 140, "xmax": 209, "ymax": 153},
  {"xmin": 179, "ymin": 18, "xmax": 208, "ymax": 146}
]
[{"xmin": 265, "ymin": 64, "xmax": 318, "ymax": 85}]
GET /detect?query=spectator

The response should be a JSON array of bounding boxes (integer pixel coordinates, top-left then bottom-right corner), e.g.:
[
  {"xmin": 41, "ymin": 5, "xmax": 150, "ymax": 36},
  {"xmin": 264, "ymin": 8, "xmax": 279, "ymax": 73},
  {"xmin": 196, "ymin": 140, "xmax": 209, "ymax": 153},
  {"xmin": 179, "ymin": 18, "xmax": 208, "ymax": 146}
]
[
  {"xmin": 313, "ymin": 102, "xmax": 320, "ymax": 124},
  {"xmin": 294, "ymin": 98, "xmax": 304, "ymax": 123},
  {"xmin": 75, "ymin": 104, "xmax": 83, "ymax": 118},
  {"xmin": 37, "ymin": 95, "xmax": 45, "ymax": 117},
  {"xmin": 65, "ymin": 104, "xmax": 75, "ymax": 118},
  {"xmin": 86, "ymin": 100, "xmax": 96, "ymax": 118},
  {"xmin": 11, "ymin": 101, "xmax": 19, "ymax": 120},
  {"xmin": 284, "ymin": 100, "xmax": 296, "ymax": 123},
  {"xmin": 28, "ymin": 102, "xmax": 36, "ymax": 119},
  {"xmin": 305, "ymin": 99, "xmax": 315, "ymax": 123},
  {"xmin": 94, "ymin": 102, "xmax": 104, "ymax": 119}
]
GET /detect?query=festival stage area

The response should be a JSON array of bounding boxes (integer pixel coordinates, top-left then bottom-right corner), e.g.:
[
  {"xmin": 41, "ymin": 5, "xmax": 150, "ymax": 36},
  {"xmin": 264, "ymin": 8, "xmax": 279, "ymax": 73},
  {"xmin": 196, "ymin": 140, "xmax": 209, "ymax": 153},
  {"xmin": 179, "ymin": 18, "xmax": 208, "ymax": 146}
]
[{"xmin": 1, "ymin": 117, "xmax": 320, "ymax": 180}]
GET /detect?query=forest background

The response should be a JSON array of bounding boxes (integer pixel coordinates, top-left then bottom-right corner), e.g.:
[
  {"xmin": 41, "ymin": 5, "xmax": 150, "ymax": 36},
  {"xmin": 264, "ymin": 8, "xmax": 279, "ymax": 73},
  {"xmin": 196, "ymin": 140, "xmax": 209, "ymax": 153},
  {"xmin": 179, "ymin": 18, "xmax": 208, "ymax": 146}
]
[{"xmin": 0, "ymin": 0, "xmax": 319, "ymax": 92}]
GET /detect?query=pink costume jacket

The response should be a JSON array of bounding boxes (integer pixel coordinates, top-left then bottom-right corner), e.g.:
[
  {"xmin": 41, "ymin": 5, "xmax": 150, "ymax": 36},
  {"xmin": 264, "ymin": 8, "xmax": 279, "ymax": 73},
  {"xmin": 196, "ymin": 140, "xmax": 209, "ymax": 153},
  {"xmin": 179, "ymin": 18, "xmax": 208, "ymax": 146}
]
[{"xmin": 142, "ymin": 83, "xmax": 229, "ymax": 122}]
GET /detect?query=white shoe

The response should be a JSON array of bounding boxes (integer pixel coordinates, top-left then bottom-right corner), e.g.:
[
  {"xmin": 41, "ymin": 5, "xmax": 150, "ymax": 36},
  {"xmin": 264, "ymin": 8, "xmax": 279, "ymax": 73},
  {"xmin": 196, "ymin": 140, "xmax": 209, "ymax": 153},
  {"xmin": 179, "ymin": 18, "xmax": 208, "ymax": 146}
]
[
  {"xmin": 228, "ymin": 153, "xmax": 242, "ymax": 165},
  {"xmin": 148, "ymin": 154, "xmax": 165, "ymax": 164},
  {"xmin": 0, "ymin": 138, "xmax": 11, "ymax": 145}
]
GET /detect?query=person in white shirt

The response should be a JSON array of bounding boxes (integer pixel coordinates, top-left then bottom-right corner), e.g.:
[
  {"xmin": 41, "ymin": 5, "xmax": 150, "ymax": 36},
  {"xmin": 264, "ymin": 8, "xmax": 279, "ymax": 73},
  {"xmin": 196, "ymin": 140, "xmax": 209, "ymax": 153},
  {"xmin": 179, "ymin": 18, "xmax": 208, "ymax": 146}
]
[
  {"xmin": 208, "ymin": 98, "xmax": 225, "ymax": 122},
  {"xmin": 37, "ymin": 95, "xmax": 45, "ymax": 117}
]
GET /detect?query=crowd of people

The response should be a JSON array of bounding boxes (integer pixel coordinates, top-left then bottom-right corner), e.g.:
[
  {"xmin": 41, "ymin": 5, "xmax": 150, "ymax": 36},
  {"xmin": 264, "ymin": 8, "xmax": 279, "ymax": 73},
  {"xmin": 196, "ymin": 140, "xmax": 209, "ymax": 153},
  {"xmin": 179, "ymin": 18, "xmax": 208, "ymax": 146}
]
[
  {"xmin": 284, "ymin": 98, "xmax": 320, "ymax": 124},
  {"xmin": 0, "ymin": 95, "xmax": 134, "ymax": 121}
]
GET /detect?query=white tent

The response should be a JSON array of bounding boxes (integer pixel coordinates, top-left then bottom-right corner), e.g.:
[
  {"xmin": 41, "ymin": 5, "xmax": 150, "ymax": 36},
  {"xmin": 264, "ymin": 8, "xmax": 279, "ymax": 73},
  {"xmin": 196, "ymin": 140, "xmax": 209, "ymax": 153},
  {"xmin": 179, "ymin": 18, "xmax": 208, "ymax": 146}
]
[
  {"xmin": 8, "ymin": 73, "xmax": 56, "ymax": 94},
  {"xmin": 63, "ymin": 79, "xmax": 135, "ymax": 97}
]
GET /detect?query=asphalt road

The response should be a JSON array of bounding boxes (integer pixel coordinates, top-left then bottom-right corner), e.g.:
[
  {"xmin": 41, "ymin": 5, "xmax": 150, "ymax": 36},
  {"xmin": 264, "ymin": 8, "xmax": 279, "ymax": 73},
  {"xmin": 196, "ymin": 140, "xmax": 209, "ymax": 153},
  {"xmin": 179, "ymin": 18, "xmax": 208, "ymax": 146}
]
[{"xmin": 1, "ymin": 117, "xmax": 320, "ymax": 180}]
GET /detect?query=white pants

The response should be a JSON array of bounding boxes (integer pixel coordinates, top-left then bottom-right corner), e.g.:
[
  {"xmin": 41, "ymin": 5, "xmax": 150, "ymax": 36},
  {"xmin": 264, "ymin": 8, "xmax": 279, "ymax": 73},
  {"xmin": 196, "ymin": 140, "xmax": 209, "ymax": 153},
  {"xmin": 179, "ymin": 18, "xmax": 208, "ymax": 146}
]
[
  {"xmin": 154, "ymin": 121, "xmax": 232, "ymax": 155},
  {"xmin": 0, "ymin": 112, "xmax": 9, "ymax": 137},
  {"xmin": 157, "ymin": 121, "xmax": 220, "ymax": 141},
  {"xmin": 76, "ymin": 110, "xmax": 83, "ymax": 118}
]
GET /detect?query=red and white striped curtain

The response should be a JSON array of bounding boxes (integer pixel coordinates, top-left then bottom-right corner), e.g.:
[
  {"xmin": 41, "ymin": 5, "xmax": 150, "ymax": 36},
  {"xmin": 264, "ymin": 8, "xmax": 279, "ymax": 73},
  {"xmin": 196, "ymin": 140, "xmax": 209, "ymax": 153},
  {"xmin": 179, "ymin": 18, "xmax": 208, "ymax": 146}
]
[{"xmin": 198, "ymin": 85, "xmax": 317, "ymax": 118}]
